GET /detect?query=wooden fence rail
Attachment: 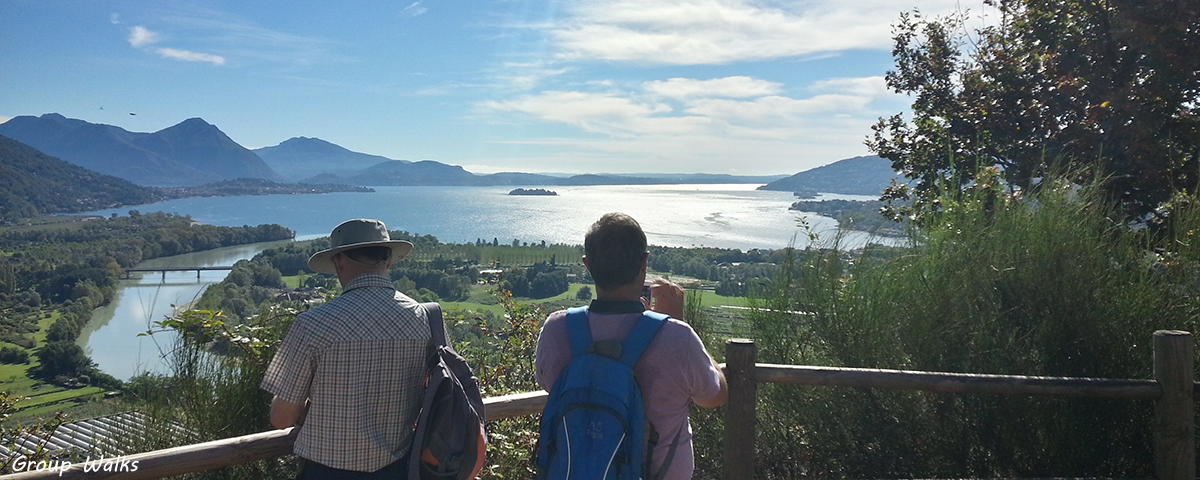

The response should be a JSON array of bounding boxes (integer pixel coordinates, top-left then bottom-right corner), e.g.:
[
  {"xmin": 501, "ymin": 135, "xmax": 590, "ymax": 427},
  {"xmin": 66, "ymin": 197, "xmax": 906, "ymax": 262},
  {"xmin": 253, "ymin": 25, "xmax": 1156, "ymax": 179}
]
[{"xmin": 1, "ymin": 331, "xmax": 1194, "ymax": 479}]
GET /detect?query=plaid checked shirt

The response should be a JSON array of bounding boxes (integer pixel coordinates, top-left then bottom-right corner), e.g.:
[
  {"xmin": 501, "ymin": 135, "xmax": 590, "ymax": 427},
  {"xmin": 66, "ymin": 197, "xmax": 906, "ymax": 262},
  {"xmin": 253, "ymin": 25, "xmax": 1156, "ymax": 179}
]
[{"xmin": 261, "ymin": 273, "xmax": 431, "ymax": 472}]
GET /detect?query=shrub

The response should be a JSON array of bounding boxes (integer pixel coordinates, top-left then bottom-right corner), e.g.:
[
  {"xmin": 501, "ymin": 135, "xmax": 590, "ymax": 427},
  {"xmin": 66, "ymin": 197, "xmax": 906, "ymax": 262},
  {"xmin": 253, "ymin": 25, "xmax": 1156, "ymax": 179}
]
[
  {"xmin": 0, "ymin": 346, "xmax": 28, "ymax": 364},
  {"xmin": 707, "ymin": 176, "xmax": 1194, "ymax": 478}
]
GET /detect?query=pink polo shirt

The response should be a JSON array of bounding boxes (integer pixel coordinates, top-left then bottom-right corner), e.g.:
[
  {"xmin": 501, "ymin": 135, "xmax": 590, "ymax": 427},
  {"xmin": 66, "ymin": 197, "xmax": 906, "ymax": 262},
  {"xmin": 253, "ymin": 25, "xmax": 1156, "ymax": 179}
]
[{"xmin": 534, "ymin": 302, "xmax": 723, "ymax": 480}]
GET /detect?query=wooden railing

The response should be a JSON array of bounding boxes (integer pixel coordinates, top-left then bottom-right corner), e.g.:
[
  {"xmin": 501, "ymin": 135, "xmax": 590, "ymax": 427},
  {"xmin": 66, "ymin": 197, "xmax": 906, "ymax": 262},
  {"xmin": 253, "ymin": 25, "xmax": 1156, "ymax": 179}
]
[{"xmin": 2, "ymin": 330, "xmax": 1194, "ymax": 479}]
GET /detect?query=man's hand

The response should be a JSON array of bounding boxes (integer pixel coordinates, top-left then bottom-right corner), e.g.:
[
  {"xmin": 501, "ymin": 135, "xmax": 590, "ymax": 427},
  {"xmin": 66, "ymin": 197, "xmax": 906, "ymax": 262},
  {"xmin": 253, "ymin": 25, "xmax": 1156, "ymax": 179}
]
[{"xmin": 644, "ymin": 279, "xmax": 685, "ymax": 320}]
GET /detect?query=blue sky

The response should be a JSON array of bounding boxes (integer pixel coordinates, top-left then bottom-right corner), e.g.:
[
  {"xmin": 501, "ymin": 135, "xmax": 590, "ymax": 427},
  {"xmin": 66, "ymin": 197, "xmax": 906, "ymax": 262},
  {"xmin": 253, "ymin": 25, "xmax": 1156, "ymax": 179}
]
[{"xmin": 1, "ymin": 0, "xmax": 981, "ymax": 175}]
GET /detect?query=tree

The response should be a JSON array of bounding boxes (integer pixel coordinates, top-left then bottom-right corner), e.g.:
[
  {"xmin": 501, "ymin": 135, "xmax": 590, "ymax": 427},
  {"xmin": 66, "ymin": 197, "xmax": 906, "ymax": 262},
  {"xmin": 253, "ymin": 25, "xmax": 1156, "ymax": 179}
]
[
  {"xmin": 868, "ymin": 0, "xmax": 1200, "ymax": 222},
  {"xmin": 30, "ymin": 342, "xmax": 94, "ymax": 381},
  {"xmin": 576, "ymin": 285, "xmax": 593, "ymax": 301}
]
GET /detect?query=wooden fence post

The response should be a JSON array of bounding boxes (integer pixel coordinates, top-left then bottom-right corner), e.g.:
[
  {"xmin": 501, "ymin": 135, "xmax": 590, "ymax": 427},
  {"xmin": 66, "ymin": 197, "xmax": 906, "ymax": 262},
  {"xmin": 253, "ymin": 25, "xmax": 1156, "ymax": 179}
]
[
  {"xmin": 1154, "ymin": 330, "xmax": 1194, "ymax": 480},
  {"xmin": 725, "ymin": 338, "xmax": 757, "ymax": 480}
]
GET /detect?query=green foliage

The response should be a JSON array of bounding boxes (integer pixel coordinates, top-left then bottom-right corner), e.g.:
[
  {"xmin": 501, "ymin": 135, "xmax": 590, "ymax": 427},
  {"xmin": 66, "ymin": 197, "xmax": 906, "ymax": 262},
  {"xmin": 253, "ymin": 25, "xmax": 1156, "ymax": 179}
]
[
  {"xmin": 454, "ymin": 288, "xmax": 544, "ymax": 479},
  {"xmin": 575, "ymin": 285, "xmax": 592, "ymax": 301},
  {"xmin": 496, "ymin": 262, "xmax": 571, "ymax": 299},
  {"xmin": 133, "ymin": 308, "xmax": 298, "ymax": 479},
  {"xmin": 727, "ymin": 177, "xmax": 1197, "ymax": 477},
  {"xmin": 869, "ymin": 1, "xmax": 1200, "ymax": 221},
  {"xmin": 28, "ymin": 342, "xmax": 120, "ymax": 390},
  {"xmin": 0, "ymin": 346, "xmax": 29, "ymax": 364}
]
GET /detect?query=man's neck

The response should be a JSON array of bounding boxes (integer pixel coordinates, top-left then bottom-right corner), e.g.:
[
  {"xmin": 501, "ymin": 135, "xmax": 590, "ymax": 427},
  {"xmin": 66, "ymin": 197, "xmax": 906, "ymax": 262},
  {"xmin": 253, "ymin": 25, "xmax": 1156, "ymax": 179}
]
[
  {"xmin": 595, "ymin": 284, "xmax": 642, "ymax": 302},
  {"xmin": 338, "ymin": 270, "xmax": 386, "ymax": 289}
]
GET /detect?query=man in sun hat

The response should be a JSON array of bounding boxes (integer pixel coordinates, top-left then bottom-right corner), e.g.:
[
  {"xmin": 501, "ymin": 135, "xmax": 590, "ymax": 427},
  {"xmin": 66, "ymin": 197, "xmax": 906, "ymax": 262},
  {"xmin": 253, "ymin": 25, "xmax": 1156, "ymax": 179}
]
[{"xmin": 262, "ymin": 219, "xmax": 431, "ymax": 479}]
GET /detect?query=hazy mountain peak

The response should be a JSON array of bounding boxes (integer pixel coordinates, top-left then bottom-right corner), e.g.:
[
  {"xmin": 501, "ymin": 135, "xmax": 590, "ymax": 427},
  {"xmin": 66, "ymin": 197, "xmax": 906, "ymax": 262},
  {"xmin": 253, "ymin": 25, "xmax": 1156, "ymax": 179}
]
[
  {"xmin": 0, "ymin": 113, "xmax": 279, "ymax": 186},
  {"xmin": 255, "ymin": 137, "xmax": 407, "ymax": 181}
]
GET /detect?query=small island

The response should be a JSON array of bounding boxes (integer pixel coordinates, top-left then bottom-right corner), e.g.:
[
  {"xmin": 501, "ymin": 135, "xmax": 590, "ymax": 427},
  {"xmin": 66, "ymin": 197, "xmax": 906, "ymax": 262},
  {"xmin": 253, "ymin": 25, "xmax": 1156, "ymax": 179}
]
[{"xmin": 509, "ymin": 188, "xmax": 558, "ymax": 196}]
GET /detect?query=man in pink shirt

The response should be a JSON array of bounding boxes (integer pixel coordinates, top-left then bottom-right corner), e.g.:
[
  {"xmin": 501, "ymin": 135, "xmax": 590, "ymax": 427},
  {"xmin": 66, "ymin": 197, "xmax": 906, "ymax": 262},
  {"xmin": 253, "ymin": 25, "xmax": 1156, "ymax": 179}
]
[{"xmin": 534, "ymin": 212, "xmax": 728, "ymax": 480}]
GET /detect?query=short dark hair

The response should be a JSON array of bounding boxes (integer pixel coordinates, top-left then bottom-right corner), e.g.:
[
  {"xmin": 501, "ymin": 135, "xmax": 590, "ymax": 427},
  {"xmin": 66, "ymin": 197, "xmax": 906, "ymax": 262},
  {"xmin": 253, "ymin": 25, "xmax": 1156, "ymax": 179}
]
[
  {"xmin": 342, "ymin": 246, "xmax": 392, "ymax": 264},
  {"xmin": 584, "ymin": 213, "xmax": 647, "ymax": 289}
]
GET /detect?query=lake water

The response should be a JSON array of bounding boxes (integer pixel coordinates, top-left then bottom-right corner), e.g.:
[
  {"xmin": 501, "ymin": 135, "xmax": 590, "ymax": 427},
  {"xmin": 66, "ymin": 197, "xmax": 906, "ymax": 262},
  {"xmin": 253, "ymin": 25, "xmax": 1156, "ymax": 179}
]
[
  {"xmin": 81, "ymin": 184, "xmax": 892, "ymax": 379},
  {"xmin": 85, "ymin": 184, "xmax": 884, "ymax": 250}
]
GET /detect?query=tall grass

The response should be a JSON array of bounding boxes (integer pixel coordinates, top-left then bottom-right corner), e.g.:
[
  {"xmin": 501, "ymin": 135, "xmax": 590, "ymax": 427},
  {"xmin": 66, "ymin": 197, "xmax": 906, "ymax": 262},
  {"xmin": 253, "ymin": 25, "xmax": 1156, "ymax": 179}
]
[
  {"xmin": 696, "ymin": 178, "xmax": 1200, "ymax": 477},
  {"xmin": 123, "ymin": 309, "xmax": 298, "ymax": 479}
]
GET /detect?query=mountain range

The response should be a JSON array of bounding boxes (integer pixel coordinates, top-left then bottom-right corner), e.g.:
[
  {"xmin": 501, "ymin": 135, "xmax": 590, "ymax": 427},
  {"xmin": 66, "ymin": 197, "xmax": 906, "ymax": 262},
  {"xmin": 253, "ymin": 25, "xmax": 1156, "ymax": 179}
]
[
  {"xmin": 0, "ymin": 114, "xmax": 279, "ymax": 187},
  {"xmin": 0, "ymin": 113, "xmax": 895, "ymax": 191}
]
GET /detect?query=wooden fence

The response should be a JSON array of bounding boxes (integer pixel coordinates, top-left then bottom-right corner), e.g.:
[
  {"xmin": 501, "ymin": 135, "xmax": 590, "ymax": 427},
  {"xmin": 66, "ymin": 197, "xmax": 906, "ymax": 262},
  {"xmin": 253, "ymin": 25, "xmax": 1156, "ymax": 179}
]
[{"xmin": 1, "ymin": 330, "xmax": 1195, "ymax": 479}]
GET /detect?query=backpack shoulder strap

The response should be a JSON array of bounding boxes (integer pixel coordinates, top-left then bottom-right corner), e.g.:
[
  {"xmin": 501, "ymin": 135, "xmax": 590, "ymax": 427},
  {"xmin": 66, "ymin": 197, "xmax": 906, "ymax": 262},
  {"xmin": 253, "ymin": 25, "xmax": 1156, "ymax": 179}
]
[
  {"xmin": 618, "ymin": 310, "xmax": 669, "ymax": 367},
  {"xmin": 421, "ymin": 301, "xmax": 447, "ymax": 347},
  {"xmin": 564, "ymin": 306, "xmax": 592, "ymax": 359}
]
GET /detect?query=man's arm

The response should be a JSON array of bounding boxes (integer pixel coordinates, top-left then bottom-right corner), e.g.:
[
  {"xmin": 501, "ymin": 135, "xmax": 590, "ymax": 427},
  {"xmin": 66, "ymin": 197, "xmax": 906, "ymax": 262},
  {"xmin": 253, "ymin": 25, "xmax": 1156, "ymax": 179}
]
[
  {"xmin": 270, "ymin": 396, "xmax": 306, "ymax": 429},
  {"xmin": 693, "ymin": 354, "xmax": 728, "ymax": 409}
]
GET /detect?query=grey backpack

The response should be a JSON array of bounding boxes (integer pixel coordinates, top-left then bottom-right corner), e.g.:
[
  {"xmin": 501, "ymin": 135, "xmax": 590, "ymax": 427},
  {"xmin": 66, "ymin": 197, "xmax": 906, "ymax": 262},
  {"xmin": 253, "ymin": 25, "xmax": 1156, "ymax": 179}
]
[{"xmin": 409, "ymin": 302, "xmax": 487, "ymax": 479}]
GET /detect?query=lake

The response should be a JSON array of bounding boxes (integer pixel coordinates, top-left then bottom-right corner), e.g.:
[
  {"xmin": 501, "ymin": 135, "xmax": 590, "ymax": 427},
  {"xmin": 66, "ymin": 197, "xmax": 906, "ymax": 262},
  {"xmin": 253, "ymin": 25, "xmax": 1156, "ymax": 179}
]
[
  {"xmin": 85, "ymin": 184, "xmax": 885, "ymax": 250},
  {"xmin": 81, "ymin": 184, "xmax": 893, "ymax": 379}
]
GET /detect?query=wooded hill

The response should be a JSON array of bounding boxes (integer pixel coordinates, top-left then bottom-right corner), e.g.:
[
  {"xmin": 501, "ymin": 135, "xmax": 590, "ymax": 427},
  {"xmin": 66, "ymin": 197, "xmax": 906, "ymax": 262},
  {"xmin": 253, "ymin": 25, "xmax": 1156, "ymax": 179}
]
[{"xmin": 0, "ymin": 135, "xmax": 164, "ymax": 223}]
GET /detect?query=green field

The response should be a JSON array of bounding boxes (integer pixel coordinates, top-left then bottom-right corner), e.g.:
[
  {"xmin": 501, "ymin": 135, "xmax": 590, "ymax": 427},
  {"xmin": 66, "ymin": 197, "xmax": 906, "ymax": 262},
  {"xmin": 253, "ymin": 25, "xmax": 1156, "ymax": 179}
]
[
  {"xmin": 14, "ymin": 387, "xmax": 105, "ymax": 410},
  {"xmin": 0, "ymin": 307, "xmax": 115, "ymax": 423}
]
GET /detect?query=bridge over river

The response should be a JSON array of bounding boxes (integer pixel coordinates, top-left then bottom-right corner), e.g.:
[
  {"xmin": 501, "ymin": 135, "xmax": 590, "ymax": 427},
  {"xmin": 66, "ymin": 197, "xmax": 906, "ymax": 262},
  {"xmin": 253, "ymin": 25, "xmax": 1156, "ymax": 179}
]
[{"xmin": 123, "ymin": 266, "xmax": 234, "ymax": 280}]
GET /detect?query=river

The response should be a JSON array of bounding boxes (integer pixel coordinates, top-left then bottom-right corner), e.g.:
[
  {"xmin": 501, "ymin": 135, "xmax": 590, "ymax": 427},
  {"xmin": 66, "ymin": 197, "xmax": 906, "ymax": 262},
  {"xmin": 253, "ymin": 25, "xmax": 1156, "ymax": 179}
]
[{"xmin": 78, "ymin": 240, "xmax": 296, "ymax": 381}]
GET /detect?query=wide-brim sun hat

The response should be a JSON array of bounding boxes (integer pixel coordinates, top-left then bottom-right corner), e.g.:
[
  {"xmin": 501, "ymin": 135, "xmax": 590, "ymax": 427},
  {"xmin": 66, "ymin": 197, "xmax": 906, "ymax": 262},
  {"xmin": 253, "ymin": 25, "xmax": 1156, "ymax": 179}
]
[{"xmin": 308, "ymin": 219, "xmax": 414, "ymax": 274}]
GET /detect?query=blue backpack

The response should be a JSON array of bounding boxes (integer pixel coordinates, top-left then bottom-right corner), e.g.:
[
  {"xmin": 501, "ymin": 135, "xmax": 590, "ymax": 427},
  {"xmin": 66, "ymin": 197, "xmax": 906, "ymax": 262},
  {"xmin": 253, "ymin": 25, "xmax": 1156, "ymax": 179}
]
[{"xmin": 536, "ymin": 306, "xmax": 675, "ymax": 480}]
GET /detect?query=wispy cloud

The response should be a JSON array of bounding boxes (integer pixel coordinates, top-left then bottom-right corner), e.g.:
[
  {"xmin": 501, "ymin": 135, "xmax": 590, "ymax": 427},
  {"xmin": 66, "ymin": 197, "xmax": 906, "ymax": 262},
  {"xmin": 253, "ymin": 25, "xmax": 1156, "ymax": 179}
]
[
  {"xmin": 401, "ymin": 2, "xmax": 428, "ymax": 17},
  {"xmin": 496, "ymin": 62, "xmax": 571, "ymax": 91},
  {"xmin": 542, "ymin": 0, "xmax": 972, "ymax": 65},
  {"xmin": 810, "ymin": 76, "xmax": 892, "ymax": 97},
  {"xmin": 644, "ymin": 76, "xmax": 782, "ymax": 99},
  {"xmin": 124, "ymin": 4, "xmax": 344, "ymax": 68},
  {"xmin": 127, "ymin": 25, "xmax": 226, "ymax": 65},
  {"xmin": 478, "ymin": 74, "xmax": 906, "ymax": 172},
  {"xmin": 127, "ymin": 26, "xmax": 161, "ymax": 47},
  {"xmin": 155, "ymin": 48, "xmax": 226, "ymax": 65}
]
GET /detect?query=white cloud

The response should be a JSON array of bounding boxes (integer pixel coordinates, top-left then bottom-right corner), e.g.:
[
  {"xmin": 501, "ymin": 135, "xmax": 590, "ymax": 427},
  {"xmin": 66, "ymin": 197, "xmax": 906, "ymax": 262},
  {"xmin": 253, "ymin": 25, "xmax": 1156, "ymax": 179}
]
[
  {"xmin": 544, "ymin": 0, "xmax": 972, "ymax": 65},
  {"xmin": 475, "ymin": 73, "xmax": 905, "ymax": 173},
  {"xmin": 685, "ymin": 94, "xmax": 870, "ymax": 120},
  {"xmin": 134, "ymin": 5, "xmax": 344, "ymax": 67},
  {"xmin": 401, "ymin": 2, "xmax": 428, "ymax": 17},
  {"xmin": 110, "ymin": 13, "xmax": 121, "ymax": 25},
  {"xmin": 128, "ymin": 26, "xmax": 161, "ymax": 47},
  {"xmin": 810, "ymin": 76, "xmax": 892, "ymax": 97},
  {"xmin": 498, "ymin": 63, "xmax": 572, "ymax": 90},
  {"xmin": 481, "ymin": 91, "xmax": 705, "ymax": 137},
  {"xmin": 643, "ymin": 76, "xmax": 782, "ymax": 99},
  {"xmin": 155, "ymin": 48, "xmax": 226, "ymax": 65}
]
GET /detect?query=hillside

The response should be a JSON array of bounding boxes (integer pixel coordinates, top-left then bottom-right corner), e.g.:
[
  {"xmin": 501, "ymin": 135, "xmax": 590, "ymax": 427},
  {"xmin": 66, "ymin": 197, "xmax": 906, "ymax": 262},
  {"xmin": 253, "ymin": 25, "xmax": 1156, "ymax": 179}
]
[
  {"xmin": 759, "ymin": 156, "xmax": 900, "ymax": 196},
  {"xmin": 0, "ymin": 135, "xmax": 164, "ymax": 222},
  {"xmin": 0, "ymin": 114, "xmax": 281, "ymax": 187}
]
